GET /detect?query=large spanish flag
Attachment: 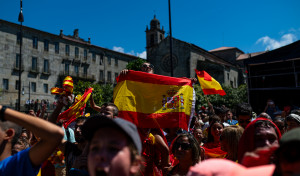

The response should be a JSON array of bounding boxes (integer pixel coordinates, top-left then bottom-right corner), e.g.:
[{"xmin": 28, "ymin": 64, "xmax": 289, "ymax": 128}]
[
  {"xmin": 195, "ymin": 69, "xmax": 226, "ymax": 96},
  {"xmin": 113, "ymin": 71, "xmax": 194, "ymax": 130}
]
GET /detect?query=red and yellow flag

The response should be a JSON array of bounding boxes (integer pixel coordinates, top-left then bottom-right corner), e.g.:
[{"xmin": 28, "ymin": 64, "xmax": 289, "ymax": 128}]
[
  {"xmin": 57, "ymin": 88, "xmax": 93, "ymax": 128},
  {"xmin": 113, "ymin": 71, "xmax": 194, "ymax": 130},
  {"xmin": 195, "ymin": 69, "xmax": 226, "ymax": 96},
  {"xmin": 51, "ymin": 76, "xmax": 73, "ymax": 95}
]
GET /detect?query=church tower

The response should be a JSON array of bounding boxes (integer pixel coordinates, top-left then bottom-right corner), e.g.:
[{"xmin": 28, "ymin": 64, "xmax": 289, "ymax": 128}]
[{"xmin": 146, "ymin": 15, "xmax": 165, "ymax": 52}]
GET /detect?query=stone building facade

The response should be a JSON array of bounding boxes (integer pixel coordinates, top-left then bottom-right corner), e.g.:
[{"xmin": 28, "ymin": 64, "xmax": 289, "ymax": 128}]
[
  {"xmin": 146, "ymin": 16, "xmax": 241, "ymax": 88},
  {"xmin": 0, "ymin": 19, "xmax": 138, "ymax": 110}
]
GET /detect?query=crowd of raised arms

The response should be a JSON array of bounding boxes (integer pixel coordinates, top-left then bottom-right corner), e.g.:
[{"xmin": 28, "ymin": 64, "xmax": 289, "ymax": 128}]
[{"xmin": 1, "ymin": 62, "xmax": 300, "ymax": 176}]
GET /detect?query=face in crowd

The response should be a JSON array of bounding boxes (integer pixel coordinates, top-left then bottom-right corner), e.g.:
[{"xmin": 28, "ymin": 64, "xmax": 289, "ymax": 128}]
[
  {"xmin": 141, "ymin": 63, "xmax": 154, "ymax": 74},
  {"xmin": 238, "ymin": 115, "xmax": 252, "ymax": 129},
  {"xmin": 100, "ymin": 105, "xmax": 115, "ymax": 119},
  {"xmin": 211, "ymin": 122, "xmax": 223, "ymax": 142},
  {"xmin": 74, "ymin": 120, "xmax": 85, "ymax": 143},
  {"xmin": 193, "ymin": 128, "xmax": 204, "ymax": 144},
  {"xmin": 88, "ymin": 127, "xmax": 140, "ymax": 176}
]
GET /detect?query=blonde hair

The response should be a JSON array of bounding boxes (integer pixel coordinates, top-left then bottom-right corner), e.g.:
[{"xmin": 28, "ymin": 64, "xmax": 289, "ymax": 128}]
[{"xmin": 220, "ymin": 125, "xmax": 244, "ymax": 161}]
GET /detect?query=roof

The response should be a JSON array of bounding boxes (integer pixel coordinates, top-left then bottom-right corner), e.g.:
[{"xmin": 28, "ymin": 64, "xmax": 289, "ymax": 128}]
[
  {"xmin": 0, "ymin": 19, "xmax": 140, "ymax": 60},
  {"xmin": 236, "ymin": 51, "xmax": 267, "ymax": 61},
  {"xmin": 244, "ymin": 40, "xmax": 300, "ymax": 65},
  {"xmin": 209, "ymin": 47, "xmax": 237, "ymax": 52}
]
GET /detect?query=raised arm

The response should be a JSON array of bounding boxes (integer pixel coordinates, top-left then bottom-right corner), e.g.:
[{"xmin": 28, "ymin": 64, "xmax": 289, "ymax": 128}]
[
  {"xmin": 0, "ymin": 105, "xmax": 64, "ymax": 167},
  {"xmin": 89, "ymin": 94, "xmax": 101, "ymax": 112}
]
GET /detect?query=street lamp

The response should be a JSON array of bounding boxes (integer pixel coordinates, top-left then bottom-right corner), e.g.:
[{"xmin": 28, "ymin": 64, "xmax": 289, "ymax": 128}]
[
  {"xmin": 168, "ymin": 0, "xmax": 174, "ymax": 77},
  {"xmin": 17, "ymin": 0, "xmax": 24, "ymax": 111}
]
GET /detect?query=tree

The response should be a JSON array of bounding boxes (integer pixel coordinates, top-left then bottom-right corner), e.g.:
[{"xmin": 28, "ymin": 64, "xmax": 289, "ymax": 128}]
[
  {"xmin": 194, "ymin": 84, "xmax": 248, "ymax": 111},
  {"xmin": 126, "ymin": 57, "xmax": 146, "ymax": 71}
]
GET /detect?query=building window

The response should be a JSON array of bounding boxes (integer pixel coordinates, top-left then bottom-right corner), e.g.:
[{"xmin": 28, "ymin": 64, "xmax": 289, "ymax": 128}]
[
  {"xmin": 31, "ymin": 82, "xmax": 36, "ymax": 92},
  {"xmin": 55, "ymin": 42, "xmax": 59, "ymax": 54},
  {"xmin": 43, "ymin": 84, "xmax": 48, "ymax": 93},
  {"xmin": 74, "ymin": 65, "xmax": 79, "ymax": 75},
  {"xmin": 108, "ymin": 57, "xmax": 111, "ymax": 65},
  {"xmin": 32, "ymin": 57, "xmax": 37, "ymax": 71},
  {"xmin": 65, "ymin": 45, "xmax": 70, "ymax": 56},
  {"xmin": 107, "ymin": 71, "xmax": 111, "ymax": 82},
  {"xmin": 100, "ymin": 55, "xmax": 104, "ymax": 65},
  {"xmin": 150, "ymin": 34, "xmax": 154, "ymax": 45},
  {"xmin": 100, "ymin": 70, "xmax": 104, "ymax": 81},
  {"xmin": 3, "ymin": 79, "xmax": 9, "ymax": 90},
  {"xmin": 227, "ymin": 73, "xmax": 230, "ymax": 80},
  {"xmin": 16, "ymin": 54, "xmax": 20, "ymax": 69},
  {"xmin": 33, "ymin": 37, "xmax": 38, "ymax": 49},
  {"xmin": 75, "ymin": 47, "xmax": 79, "ymax": 58},
  {"xmin": 17, "ymin": 32, "xmax": 21, "ymax": 44},
  {"xmin": 44, "ymin": 40, "xmax": 49, "ymax": 51},
  {"xmin": 43, "ymin": 59, "xmax": 49, "ymax": 73},
  {"xmin": 83, "ymin": 67, "xmax": 88, "ymax": 75},
  {"xmin": 15, "ymin": 80, "xmax": 19, "ymax": 90},
  {"xmin": 92, "ymin": 53, "xmax": 96, "ymax": 61},
  {"xmin": 65, "ymin": 63, "xmax": 70, "ymax": 75},
  {"xmin": 115, "ymin": 58, "xmax": 118, "ymax": 66},
  {"xmin": 84, "ymin": 49, "xmax": 87, "ymax": 59}
]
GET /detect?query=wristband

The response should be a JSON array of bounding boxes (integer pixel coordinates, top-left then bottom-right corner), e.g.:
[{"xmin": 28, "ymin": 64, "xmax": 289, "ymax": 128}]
[{"xmin": 0, "ymin": 106, "xmax": 7, "ymax": 122}]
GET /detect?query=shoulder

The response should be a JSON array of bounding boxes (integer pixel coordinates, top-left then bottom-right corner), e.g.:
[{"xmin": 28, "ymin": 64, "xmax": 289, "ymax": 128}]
[{"xmin": 0, "ymin": 148, "xmax": 40, "ymax": 175}]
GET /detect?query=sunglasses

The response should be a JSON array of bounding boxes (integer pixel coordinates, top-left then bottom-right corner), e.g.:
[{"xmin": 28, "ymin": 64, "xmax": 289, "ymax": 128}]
[
  {"xmin": 174, "ymin": 142, "xmax": 192, "ymax": 150},
  {"xmin": 141, "ymin": 64, "xmax": 154, "ymax": 69}
]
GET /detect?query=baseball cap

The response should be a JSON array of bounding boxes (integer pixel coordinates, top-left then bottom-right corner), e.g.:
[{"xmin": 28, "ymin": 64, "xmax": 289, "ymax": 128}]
[
  {"xmin": 82, "ymin": 115, "xmax": 142, "ymax": 154},
  {"xmin": 187, "ymin": 159, "xmax": 275, "ymax": 176},
  {"xmin": 280, "ymin": 127, "xmax": 300, "ymax": 146}
]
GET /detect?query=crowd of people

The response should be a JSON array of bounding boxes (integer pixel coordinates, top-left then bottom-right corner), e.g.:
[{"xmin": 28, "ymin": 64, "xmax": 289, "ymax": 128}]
[{"xmin": 1, "ymin": 62, "xmax": 300, "ymax": 176}]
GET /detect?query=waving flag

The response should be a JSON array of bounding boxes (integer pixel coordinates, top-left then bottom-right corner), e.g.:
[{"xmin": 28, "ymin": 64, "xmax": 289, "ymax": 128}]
[
  {"xmin": 195, "ymin": 69, "xmax": 226, "ymax": 96},
  {"xmin": 51, "ymin": 76, "xmax": 73, "ymax": 95},
  {"xmin": 57, "ymin": 88, "xmax": 93, "ymax": 128},
  {"xmin": 113, "ymin": 71, "xmax": 194, "ymax": 130}
]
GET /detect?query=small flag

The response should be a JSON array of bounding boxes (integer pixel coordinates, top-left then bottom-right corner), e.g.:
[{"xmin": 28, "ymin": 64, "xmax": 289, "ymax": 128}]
[{"xmin": 195, "ymin": 69, "xmax": 226, "ymax": 96}]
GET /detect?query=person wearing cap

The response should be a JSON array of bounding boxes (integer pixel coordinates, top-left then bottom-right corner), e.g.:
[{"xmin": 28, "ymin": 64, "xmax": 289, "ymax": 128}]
[
  {"xmin": 82, "ymin": 115, "xmax": 142, "ymax": 176},
  {"xmin": 274, "ymin": 128, "xmax": 300, "ymax": 176},
  {"xmin": 285, "ymin": 113, "xmax": 300, "ymax": 131}
]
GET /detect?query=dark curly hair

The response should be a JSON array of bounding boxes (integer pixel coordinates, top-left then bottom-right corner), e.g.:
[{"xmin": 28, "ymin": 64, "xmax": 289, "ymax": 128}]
[{"xmin": 171, "ymin": 132, "xmax": 201, "ymax": 165}]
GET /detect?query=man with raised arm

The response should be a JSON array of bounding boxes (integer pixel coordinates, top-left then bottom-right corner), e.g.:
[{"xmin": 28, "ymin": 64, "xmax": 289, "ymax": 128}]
[{"xmin": 0, "ymin": 105, "xmax": 64, "ymax": 175}]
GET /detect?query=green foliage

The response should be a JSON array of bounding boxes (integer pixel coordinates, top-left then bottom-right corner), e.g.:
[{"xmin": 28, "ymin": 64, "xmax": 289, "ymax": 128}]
[
  {"xmin": 73, "ymin": 80, "xmax": 114, "ymax": 114},
  {"xmin": 126, "ymin": 57, "xmax": 146, "ymax": 71},
  {"xmin": 194, "ymin": 84, "xmax": 248, "ymax": 110}
]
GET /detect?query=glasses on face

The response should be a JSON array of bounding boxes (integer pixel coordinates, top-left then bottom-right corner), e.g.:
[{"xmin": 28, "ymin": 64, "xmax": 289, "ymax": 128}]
[
  {"xmin": 174, "ymin": 142, "xmax": 192, "ymax": 150},
  {"xmin": 141, "ymin": 64, "xmax": 154, "ymax": 69}
]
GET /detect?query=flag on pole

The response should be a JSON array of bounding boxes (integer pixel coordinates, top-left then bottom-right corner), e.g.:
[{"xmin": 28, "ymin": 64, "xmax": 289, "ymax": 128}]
[
  {"xmin": 113, "ymin": 71, "xmax": 194, "ymax": 130},
  {"xmin": 195, "ymin": 69, "xmax": 226, "ymax": 96}
]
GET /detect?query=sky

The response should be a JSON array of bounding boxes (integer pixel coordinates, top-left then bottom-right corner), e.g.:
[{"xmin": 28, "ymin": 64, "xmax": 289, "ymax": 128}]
[{"xmin": 1, "ymin": 0, "xmax": 300, "ymax": 59}]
